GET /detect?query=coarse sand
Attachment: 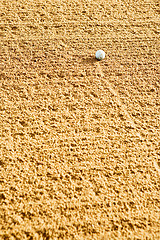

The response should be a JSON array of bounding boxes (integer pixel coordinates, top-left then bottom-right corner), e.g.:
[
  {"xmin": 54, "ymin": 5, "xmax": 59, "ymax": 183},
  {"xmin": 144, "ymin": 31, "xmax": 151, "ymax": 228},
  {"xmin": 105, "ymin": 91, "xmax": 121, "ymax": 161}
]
[{"xmin": 0, "ymin": 0, "xmax": 160, "ymax": 239}]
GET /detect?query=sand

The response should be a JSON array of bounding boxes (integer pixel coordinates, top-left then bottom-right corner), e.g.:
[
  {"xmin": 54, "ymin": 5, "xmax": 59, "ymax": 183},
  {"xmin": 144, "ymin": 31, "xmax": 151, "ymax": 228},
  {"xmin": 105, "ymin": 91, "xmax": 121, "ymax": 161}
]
[{"xmin": 0, "ymin": 0, "xmax": 160, "ymax": 239}]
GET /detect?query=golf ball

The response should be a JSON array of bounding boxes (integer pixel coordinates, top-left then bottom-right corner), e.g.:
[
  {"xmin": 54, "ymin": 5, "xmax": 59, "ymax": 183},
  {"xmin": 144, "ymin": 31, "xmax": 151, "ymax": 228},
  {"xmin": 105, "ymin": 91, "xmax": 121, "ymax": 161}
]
[{"xmin": 95, "ymin": 50, "xmax": 105, "ymax": 60}]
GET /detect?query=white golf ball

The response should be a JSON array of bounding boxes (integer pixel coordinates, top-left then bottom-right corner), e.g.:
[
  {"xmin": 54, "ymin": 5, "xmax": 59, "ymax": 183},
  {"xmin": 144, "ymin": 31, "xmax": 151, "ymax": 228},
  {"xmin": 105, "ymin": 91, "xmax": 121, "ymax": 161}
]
[{"xmin": 95, "ymin": 50, "xmax": 105, "ymax": 60}]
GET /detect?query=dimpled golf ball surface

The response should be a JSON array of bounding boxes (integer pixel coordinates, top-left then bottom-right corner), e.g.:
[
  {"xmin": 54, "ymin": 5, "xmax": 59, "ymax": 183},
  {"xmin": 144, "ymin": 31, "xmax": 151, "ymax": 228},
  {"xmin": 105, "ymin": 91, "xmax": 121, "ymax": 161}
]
[{"xmin": 95, "ymin": 50, "xmax": 105, "ymax": 60}]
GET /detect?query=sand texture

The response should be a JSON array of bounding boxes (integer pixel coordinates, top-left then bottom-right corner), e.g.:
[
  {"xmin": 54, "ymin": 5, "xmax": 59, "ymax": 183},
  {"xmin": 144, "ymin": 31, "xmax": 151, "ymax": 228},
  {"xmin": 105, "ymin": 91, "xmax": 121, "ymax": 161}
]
[{"xmin": 0, "ymin": 0, "xmax": 160, "ymax": 239}]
